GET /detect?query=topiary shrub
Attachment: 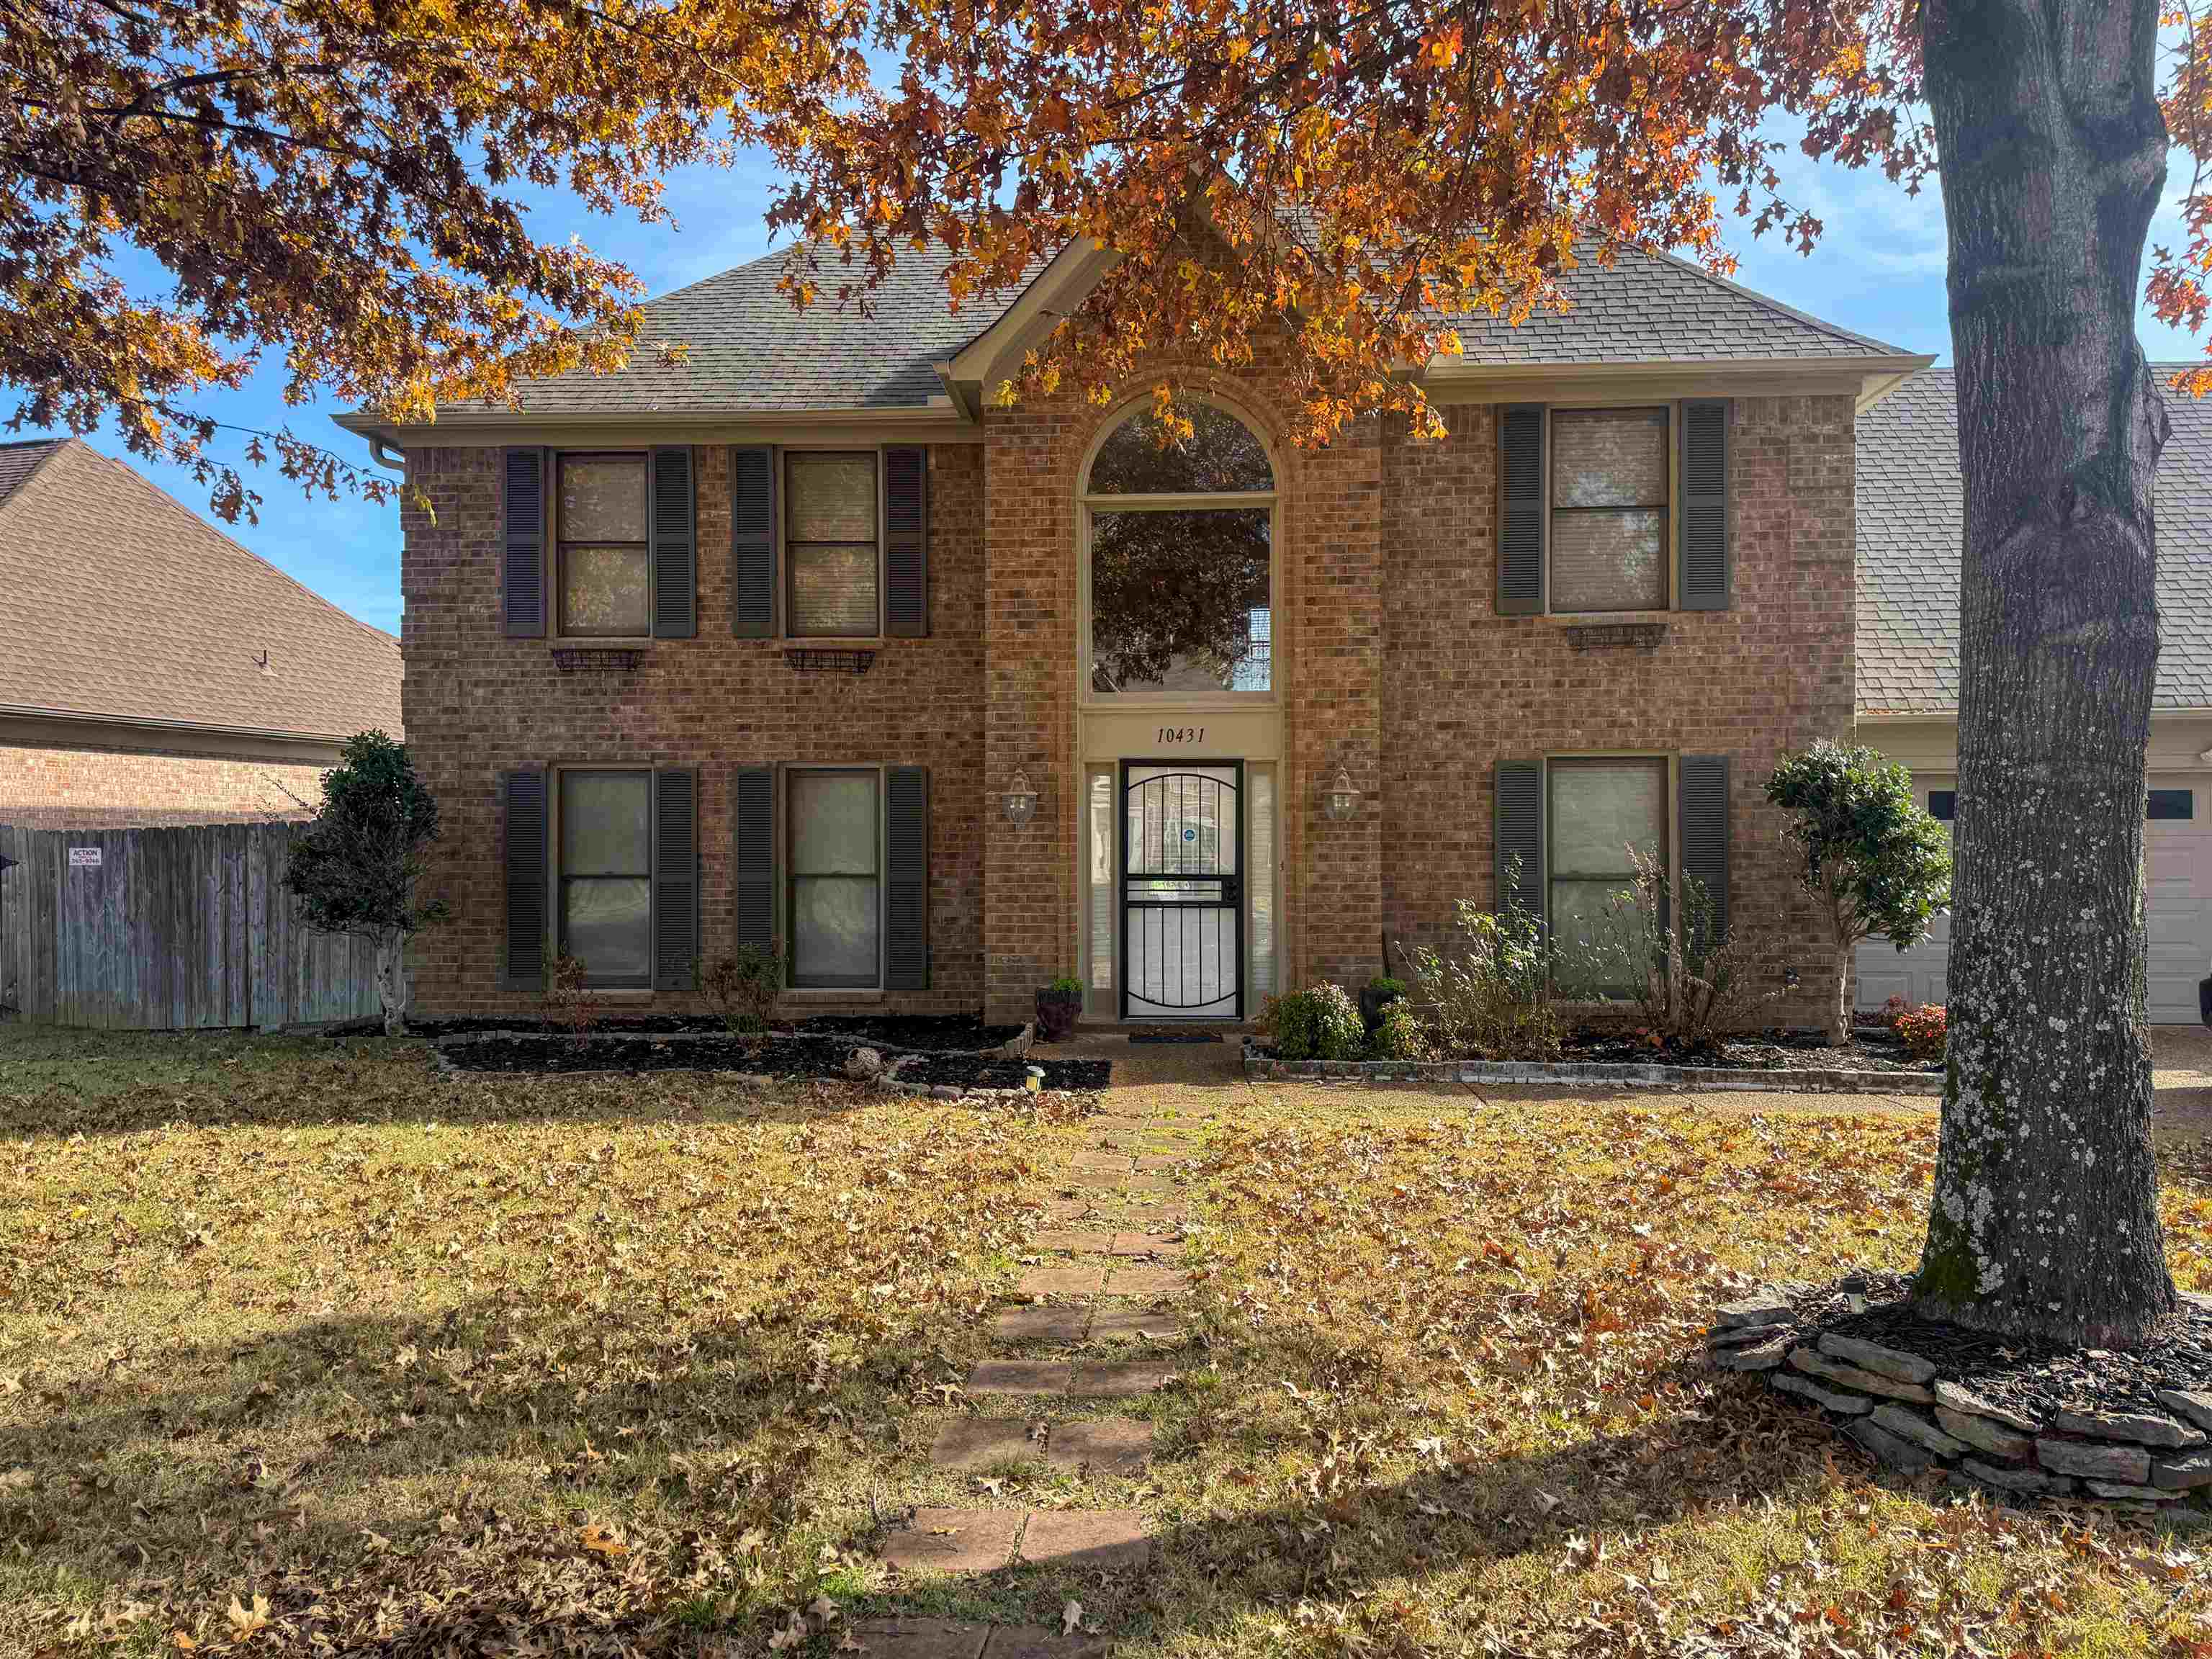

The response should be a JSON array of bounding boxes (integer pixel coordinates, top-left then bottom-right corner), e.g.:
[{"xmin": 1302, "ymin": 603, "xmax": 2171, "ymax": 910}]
[{"xmin": 1269, "ymin": 983, "xmax": 1365, "ymax": 1061}]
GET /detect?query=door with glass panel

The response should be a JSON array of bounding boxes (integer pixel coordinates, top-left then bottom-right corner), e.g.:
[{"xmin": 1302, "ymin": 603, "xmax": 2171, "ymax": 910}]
[{"xmin": 1121, "ymin": 763, "xmax": 1242, "ymax": 1020}]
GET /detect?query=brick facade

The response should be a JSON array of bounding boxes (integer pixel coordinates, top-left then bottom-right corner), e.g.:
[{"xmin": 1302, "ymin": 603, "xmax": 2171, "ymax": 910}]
[
  {"xmin": 0, "ymin": 734, "xmax": 328, "ymax": 828},
  {"xmin": 397, "ymin": 386, "xmax": 1854, "ymax": 1030}
]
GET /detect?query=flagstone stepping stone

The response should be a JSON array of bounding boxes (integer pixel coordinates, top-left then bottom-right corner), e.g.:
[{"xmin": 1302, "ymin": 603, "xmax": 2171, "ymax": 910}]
[
  {"xmin": 1033, "ymin": 1229, "xmax": 1120, "ymax": 1254},
  {"xmin": 1132, "ymin": 1154, "xmax": 1184, "ymax": 1172},
  {"xmin": 1017, "ymin": 1265, "xmax": 1107, "ymax": 1297},
  {"xmin": 992, "ymin": 1305, "xmax": 1092, "ymax": 1345},
  {"xmin": 967, "ymin": 1359, "xmax": 1072, "ymax": 1395},
  {"xmin": 1017, "ymin": 1509, "xmax": 1151, "ymax": 1571},
  {"xmin": 1105, "ymin": 1264, "xmax": 1187, "ymax": 1298},
  {"xmin": 1069, "ymin": 1153, "xmax": 1135, "ymax": 1173},
  {"xmin": 849, "ymin": 1618, "xmax": 990, "ymax": 1659},
  {"xmin": 878, "ymin": 1508, "xmax": 1023, "ymax": 1574},
  {"xmin": 1087, "ymin": 1308, "xmax": 1182, "ymax": 1344},
  {"xmin": 1045, "ymin": 1419, "xmax": 1153, "ymax": 1478},
  {"xmin": 979, "ymin": 1626, "xmax": 1114, "ymax": 1659},
  {"xmin": 1102, "ymin": 1234, "xmax": 1164, "ymax": 1256},
  {"xmin": 1068, "ymin": 1361, "xmax": 1177, "ymax": 1399},
  {"xmin": 1061, "ymin": 1169, "xmax": 1143, "ymax": 1190},
  {"xmin": 930, "ymin": 1419, "xmax": 1046, "ymax": 1472}
]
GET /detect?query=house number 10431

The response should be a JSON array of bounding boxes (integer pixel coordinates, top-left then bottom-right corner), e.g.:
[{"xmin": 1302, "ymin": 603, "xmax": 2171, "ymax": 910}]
[{"xmin": 1156, "ymin": 727, "xmax": 1205, "ymax": 745}]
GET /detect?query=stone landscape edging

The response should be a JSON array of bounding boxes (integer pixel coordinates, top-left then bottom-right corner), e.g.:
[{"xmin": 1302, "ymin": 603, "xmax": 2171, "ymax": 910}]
[{"xmin": 1243, "ymin": 1040, "xmax": 1940, "ymax": 1095}]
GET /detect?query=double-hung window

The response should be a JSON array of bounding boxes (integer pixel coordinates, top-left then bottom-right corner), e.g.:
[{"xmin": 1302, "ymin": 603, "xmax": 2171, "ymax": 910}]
[
  {"xmin": 558, "ymin": 769, "xmax": 653, "ymax": 985},
  {"xmin": 1547, "ymin": 757, "xmax": 1668, "ymax": 963},
  {"xmin": 786, "ymin": 452, "xmax": 881, "ymax": 637},
  {"xmin": 557, "ymin": 454, "xmax": 651, "ymax": 637},
  {"xmin": 788, "ymin": 768, "xmax": 883, "ymax": 986},
  {"xmin": 1549, "ymin": 409, "xmax": 1671, "ymax": 611}
]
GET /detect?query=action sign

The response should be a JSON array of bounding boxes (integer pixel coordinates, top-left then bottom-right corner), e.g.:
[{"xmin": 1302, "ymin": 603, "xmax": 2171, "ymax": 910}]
[{"xmin": 68, "ymin": 847, "xmax": 102, "ymax": 869}]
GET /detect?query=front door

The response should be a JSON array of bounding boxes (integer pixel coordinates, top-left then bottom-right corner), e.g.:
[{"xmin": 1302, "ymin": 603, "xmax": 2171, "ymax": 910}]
[{"xmin": 1121, "ymin": 762, "xmax": 1242, "ymax": 1020}]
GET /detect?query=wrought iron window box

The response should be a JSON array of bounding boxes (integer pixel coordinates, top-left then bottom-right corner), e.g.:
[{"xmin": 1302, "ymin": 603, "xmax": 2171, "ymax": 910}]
[
  {"xmin": 785, "ymin": 647, "xmax": 876, "ymax": 675},
  {"xmin": 1563, "ymin": 622, "xmax": 1668, "ymax": 652},
  {"xmin": 551, "ymin": 647, "xmax": 646, "ymax": 675}
]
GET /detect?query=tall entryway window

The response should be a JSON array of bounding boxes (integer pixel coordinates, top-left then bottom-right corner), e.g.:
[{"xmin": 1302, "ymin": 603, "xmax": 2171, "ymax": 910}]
[{"xmin": 1122, "ymin": 763, "xmax": 1243, "ymax": 1019}]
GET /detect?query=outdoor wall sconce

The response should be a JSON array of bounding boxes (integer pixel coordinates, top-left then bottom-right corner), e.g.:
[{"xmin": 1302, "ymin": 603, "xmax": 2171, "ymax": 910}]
[
  {"xmin": 1323, "ymin": 766, "xmax": 1362, "ymax": 823},
  {"xmin": 1002, "ymin": 769, "xmax": 1040, "ymax": 828}
]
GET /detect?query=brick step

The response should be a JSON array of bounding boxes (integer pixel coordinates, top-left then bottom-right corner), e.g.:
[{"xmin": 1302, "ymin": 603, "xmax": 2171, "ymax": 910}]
[
  {"xmin": 929, "ymin": 1416, "xmax": 1151, "ymax": 1478},
  {"xmin": 878, "ymin": 1506, "xmax": 1150, "ymax": 1575},
  {"xmin": 966, "ymin": 1359, "xmax": 1178, "ymax": 1399},
  {"xmin": 1013, "ymin": 1264, "xmax": 1187, "ymax": 1298},
  {"xmin": 992, "ymin": 1304, "xmax": 1182, "ymax": 1346},
  {"xmin": 1029, "ymin": 1229, "xmax": 1175, "ymax": 1256}
]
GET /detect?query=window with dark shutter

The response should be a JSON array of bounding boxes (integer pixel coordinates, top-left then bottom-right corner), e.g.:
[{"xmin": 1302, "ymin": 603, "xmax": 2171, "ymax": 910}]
[
  {"xmin": 1493, "ymin": 758, "xmax": 1545, "ymax": 920},
  {"xmin": 730, "ymin": 447, "xmax": 777, "ymax": 637},
  {"xmin": 651, "ymin": 448, "xmax": 697, "ymax": 638},
  {"xmin": 733, "ymin": 766, "xmax": 775, "ymax": 949},
  {"xmin": 502, "ymin": 769, "xmax": 549, "ymax": 988},
  {"xmin": 885, "ymin": 766, "xmax": 929, "ymax": 989},
  {"xmin": 652, "ymin": 769, "xmax": 699, "ymax": 989},
  {"xmin": 503, "ymin": 449, "xmax": 547, "ymax": 637},
  {"xmin": 1679, "ymin": 400, "xmax": 1731, "ymax": 610},
  {"xmin": 1497, "ymin": 406, "xmax": 1545, "ymax": 615},
  {"xmin": 1678, "ymin": 755, "xmax": 1731, "ymax": 948},
  {"xmin": 884, "ymin": 447, "xmax": 929, "ymax": 637}
]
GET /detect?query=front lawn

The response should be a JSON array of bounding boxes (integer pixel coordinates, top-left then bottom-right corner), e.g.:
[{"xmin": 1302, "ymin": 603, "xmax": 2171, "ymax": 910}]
[{"xmin": 2, "ymin": 1026, "xmax": 2210, "ymax": 1655}]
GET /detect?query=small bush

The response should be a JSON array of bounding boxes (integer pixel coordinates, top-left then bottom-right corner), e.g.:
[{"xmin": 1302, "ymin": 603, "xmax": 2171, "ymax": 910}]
[
  {"xmin": 1892, "ymin": 1002, "xmax": 1947, "ymax": 1061},
  {"xmin": 1877, "ymin": 993, "xmax": 1910, "ymax": 1028},
  {"xmin": 1367, "ymin": 999, "xmax": 1434, "ymax": 1061},
  {"xmin": 1269, "ymin": 984, "xmax": 1365, "ymax": 1061},
  {"xmin": 1569, "ymin": 847, "xmax": 1775, "ymax": 1048},
  {"xmin": 699, "ymin": 943, "xmax": 782, "ymax": 1034},
  {"xmin": 1408, "ymin": 858, "xmax": 1565, "ymax": 1061},
  {"xmin": 1366, "ymin": 976, "xmax": 1406, "ymax": 999},
  {"xmin": 1043, "ymin": 976, "xmax": 1084, "ymax": 999},
  {"xmin": 542, "ymin": 953, "xmax": 593, "ymax": 1042}
]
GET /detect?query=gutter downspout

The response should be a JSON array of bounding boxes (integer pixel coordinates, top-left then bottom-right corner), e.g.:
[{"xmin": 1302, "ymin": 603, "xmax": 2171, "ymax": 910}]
[{"xmin": 367, "ymin": 435, "xmax": 406, "ymax": 472}]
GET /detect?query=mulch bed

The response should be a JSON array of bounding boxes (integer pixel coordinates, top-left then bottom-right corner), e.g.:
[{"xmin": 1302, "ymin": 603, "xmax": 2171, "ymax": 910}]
[
  {"xmin": 1794, "ymin": 1271, "xmax": 2212, "ymax": 1422},
  {"xmin": 414, "ymin": 1013, "xmax": 1020, "ymax": 1049},
  {"xmin": 438, "ymin": 1028, "xmax": 1110, "ymax": 1092},
  {"xmin": 1561, "ymin": 1027, "xmax": 1939, "ymax": 1075}
]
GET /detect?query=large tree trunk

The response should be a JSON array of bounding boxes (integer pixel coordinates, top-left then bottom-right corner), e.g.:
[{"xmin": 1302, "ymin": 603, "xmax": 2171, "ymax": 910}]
[{"xmin": 1912, "ymin": 0, "xmax": 2177, "ymax": 1345}]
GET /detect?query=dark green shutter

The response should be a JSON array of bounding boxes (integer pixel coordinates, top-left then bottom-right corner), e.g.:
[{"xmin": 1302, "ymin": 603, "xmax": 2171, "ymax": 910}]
[
  {"xmin": 650, "ymin": 447, "xmax": 696, "ymax": 638},
  {"xmin": 1497, "ymin": 405, "xmax": 1545, "ymax": 616},
  {"xmin": 1679, "ymin": 400, "xmax": 1731, "ymax": 610},
  {"xmin": 502, "ymin": 448, "xmax": 547, "ymax": 637},
  {"xmin": 502, "ymin": 768, "xmax": 549, "ymax": 989},
  {"xmin": 885, "ymin": 765, "xmax": 929, "ymax": 989},
  {"xmin": 733, "ymin": 766, "xmax": 775, "ymax": 950},
  {"xmin": 652, "ymin": 768, "xmax": 699, "ymax": 989},
  {"xmin": 884, "ymin": 447, "xmax": 929, "ymax": 637},
  {"xmin": 1493, "ymin": 759, "xmax": 1545, "ymax": 921},
  {"xmin": 1678, "ymin": 755, "xmax": 1730, "ymax": 948},
  {"xmin": 730, "ymin": 446, "xmax": 777, "ymax": 638}
]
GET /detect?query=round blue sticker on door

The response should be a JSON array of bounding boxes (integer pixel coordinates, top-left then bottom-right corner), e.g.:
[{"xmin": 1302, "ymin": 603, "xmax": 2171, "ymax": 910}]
[{"xmin": 1182, "ymin": 827, "xmax": 1197, "ymax": 842}]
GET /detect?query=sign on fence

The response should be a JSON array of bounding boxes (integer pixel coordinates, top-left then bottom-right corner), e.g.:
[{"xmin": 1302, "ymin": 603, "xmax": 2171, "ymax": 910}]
[{"xmin": 0, "ymin": 822, "xmax": 382, "ymax": 1031}]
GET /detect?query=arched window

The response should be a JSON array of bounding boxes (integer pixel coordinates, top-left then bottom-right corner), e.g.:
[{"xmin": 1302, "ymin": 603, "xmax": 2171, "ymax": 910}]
[{"xmin": 1083, "ymin": 402, "xmax": 1276, "ymax": 696}]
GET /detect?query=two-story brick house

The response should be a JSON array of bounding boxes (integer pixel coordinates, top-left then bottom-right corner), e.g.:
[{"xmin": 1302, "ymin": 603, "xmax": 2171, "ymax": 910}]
[{"xmin": 340, "ymin": 238, "xmax": 1927, "ymax": 1028}]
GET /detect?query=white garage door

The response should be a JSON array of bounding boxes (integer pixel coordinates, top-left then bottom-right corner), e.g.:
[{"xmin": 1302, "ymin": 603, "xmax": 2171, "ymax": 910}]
[{"xmin": 1855, "ymin": 773, "xmax": 2212, "ymax": 1026}]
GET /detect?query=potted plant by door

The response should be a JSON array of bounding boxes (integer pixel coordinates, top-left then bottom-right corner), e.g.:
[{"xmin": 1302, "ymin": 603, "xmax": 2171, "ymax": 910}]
[
  {"xmin": 1036, "ymin": 976, "xmax": 1084, "ymax": 1043},
  {"xmin": 1359, "ymin": 976, "xmax": 1406, "ymax": 1037}
]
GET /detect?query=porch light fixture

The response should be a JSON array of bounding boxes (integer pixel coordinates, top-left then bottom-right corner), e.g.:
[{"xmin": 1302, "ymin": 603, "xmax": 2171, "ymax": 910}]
[
  {"xmin": 1323, "ymin": 766, "xmax": 1362, "ymax": 822},
  {"xmin": 1002, "ymin": 768, "xmax": 1040, "ymax": 828}
]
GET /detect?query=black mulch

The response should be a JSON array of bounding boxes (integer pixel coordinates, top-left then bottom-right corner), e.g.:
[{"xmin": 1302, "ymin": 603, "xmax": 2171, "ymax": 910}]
[
  {"xmin": 1782, "ymin": 1272, "xmax": 2212, "ymax": 1422},
  {"xmin": 441, "ymin": 1031, "xmax": 1107, "ymax": 1092},
  {"xmin": 1562, "ymin": 1027, "xmax": 1940, "ymax": 1074},
  {"xmin": 413, "ymin": 1013, "xmax": 1020, "ymax": 1050}
]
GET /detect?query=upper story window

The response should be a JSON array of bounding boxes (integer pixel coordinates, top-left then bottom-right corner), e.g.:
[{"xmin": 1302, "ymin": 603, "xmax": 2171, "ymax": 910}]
[
  {"xmin": 558, "ymin": 454, "xmax": 651, "ymax": 637},
  {"xmin": 1083, "ymin": 402, "xmax": 1277, "ymax": 697},
  {"xmin": 1550, "ymin": 408, "xmax": 1669, "ymax": 611},
  {"xmin": 787, "ymin": 451, "xmax": 880, "ymax": 637}
]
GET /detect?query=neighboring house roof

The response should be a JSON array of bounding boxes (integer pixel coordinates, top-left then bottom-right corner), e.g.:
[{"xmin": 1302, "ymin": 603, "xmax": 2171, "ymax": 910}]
[
  {"xmin": 0, "ymin": 438, "xmax": 402, "ymax": 741},
  {"xmin": 493, "ymin": 235, "xmax": 1914, "ymax": 418},
  {"xmin": 1857, "ymin": 367, "xmax": 2212, "ymax": 716}
]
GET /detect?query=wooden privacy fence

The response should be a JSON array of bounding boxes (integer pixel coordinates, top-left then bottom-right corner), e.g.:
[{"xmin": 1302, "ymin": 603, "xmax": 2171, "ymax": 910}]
[{"xmin": 0, "ymin": 822, "xmax": 382, "ymax": 1030}]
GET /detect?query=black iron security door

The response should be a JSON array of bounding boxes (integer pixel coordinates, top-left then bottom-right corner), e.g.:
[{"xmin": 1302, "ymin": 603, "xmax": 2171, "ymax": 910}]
[{"xmin": 1120, "ymin": 761, "xmax": 1243, "ymax": 1019}]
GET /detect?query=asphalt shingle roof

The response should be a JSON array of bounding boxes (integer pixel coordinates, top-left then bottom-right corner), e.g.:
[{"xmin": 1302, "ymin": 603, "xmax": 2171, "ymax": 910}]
[
  {"xmin": 0, "ymin": 439, "xmax": 402, "ymax": 739},
  {"xmin": 1857, "ymin": 367, "xmax": 2212, "ymax": 714},
  {"xmin": 505, "ymin": 238, "xmax": 1912, "ymax": 415}
]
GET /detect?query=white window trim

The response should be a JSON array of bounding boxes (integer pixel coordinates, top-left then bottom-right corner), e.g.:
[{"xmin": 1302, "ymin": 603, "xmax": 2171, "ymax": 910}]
[
  {"xmin": 551, "ymin": 450, "xmax": 655, "ymax": 647},
  {"xmin": 782, "ymin": 760, "xmax": 889, "ymax": 992},
  {"xmin": 1530, "ymin": 401, "xmax": 1681, "ymax": 619},
  {"xmin": 549, "ymin": 762, "xmax": 656, "ymax": 990},
  {"xmin": 782, "ymin": 446, "xmax": 890, "ymax": 643}
]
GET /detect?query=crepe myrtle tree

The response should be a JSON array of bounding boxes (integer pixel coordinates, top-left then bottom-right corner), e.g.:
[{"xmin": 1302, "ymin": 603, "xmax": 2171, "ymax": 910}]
[
  {"xmin": 1766, "ymin": 743, "xmax": 1953, "ymax": 1049},
  {"xmin": 282, "ymin": 732, "xmax": 448, "ymax": 1035}
]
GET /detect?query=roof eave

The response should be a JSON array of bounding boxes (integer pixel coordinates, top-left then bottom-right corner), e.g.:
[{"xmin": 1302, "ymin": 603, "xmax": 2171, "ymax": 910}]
[
  {"xmin": 1419, "ymin": 353, "xmax": 1935, "ymax": 406},
  {"xmin": 0, "ymin": 701, "xmax": 369, "ymax": 747},
  {"xmin": 335, "ymin": 402, "xmax": 981, "ymax": 444}
]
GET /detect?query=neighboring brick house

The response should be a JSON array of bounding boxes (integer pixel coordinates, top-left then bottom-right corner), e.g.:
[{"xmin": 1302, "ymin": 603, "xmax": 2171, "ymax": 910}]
[
  {"xmin": 1856, "ymin": 367, "xmax": 2212, "ymax": 1023},
  {"xmin": 0, "ymin": 439, "xmax": 402, "ymax": 829},
  {"xmin": 339, "ymin": 238, "xmax": 1925, "ymax": 1027}
]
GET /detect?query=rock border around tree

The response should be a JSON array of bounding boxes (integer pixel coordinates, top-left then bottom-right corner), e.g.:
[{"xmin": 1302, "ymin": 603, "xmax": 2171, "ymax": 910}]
[{"xmin": 1244, "ymin": 1039, "xmax": 1941, "ymax": 1095}]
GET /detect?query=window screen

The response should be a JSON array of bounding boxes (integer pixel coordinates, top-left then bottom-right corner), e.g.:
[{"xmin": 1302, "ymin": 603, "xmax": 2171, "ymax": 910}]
[
  {"xmin": 788, "ymin": 452, "xmax": 878, "ymax": 636},
  {"xmin": 558, "ymin": 455, "xmax": 649, "ymax": 637},
  {"xmin": 790, "ymin": 769, "xmax": 881, "ymax": 986},
  {"xmin": 1550, "ymin": 409, "xmax": 1668, "ymax": 612},
  {"xmin": 559, "ymin": 770, "xmax": 652, "ymax": 984},
  {"xmin": 1548, "ymin": 758, "xmax": 1667, "ymax": 968}
]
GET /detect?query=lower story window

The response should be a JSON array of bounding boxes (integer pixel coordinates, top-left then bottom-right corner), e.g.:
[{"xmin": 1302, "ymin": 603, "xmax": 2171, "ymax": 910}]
[
  {"xmin": 1547, "ymin": 757, "xmax": 1667, "ymax": 966},
  {"xmin": 559, "ymin": 769, "xmax": 652, "ymax": 984},
  {"xmin": 790, "ymin": 768, "xmax": 881, "ymax": 986}
]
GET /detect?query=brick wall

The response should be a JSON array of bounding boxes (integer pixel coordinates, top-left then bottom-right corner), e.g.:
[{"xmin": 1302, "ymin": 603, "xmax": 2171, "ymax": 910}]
[
  {"xmin": 1379, "ymin": 396, "xmax": 1858, "ymax": 1027},
  {"xmin": 398, "ymin": 442, "xmax": 986, "ymax": 1021},
  {"xmin": 0, "ymin": 737, "xmax": 326, "ymax": 827}
]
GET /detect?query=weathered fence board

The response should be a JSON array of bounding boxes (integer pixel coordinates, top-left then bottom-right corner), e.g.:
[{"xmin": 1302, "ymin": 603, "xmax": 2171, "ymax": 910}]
[{"xmin": 0, "ymin": 822, "xmax": 380, "ymax": 1030}]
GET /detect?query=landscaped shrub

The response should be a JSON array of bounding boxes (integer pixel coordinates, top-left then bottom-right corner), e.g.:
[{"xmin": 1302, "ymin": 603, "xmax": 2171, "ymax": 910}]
[
  {"xmin": 1367, "ymin": 999, "xmax": 1434, "ymax": 1062},
  {"xmin": 1892, "ymin": 1002, "xmax": 1948, "ymax": 1061},
  {"xmin": 1407, "ymin": 862, "xmax": 1565, "ymax": 1060},
  {"xmin": 1267, "ymin": 984, "xmax": 1365, "ymax": 1061},
  {"xmin": 1570, "ymin": 848, "xmax": 1775, "ymax": 1049},
  {"xmin": 542, "ymin": 953, "xmax": 593, "ymax": 1042},
  {"xmin": 699, "ymin": 943, "xmax": 781, "ymax": 1033}
]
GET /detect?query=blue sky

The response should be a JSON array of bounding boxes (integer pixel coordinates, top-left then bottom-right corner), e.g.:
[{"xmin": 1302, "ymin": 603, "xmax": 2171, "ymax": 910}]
[{"xmin": 15, "ymin": 133, "xmax": 2207, "ymax": 637}]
